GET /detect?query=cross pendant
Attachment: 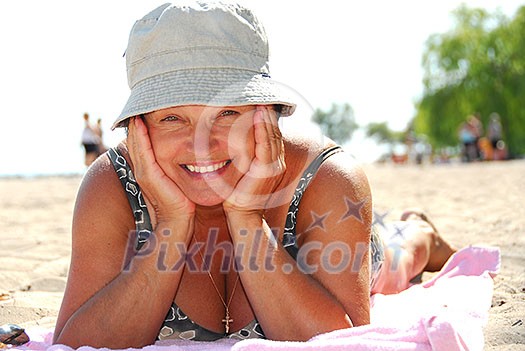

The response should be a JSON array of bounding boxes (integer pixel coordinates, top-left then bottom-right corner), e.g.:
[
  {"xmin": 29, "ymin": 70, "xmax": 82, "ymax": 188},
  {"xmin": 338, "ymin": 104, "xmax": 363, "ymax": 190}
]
[{"xmin": 222, "ymin": 310, "xmax": 233, "ymax": 334}]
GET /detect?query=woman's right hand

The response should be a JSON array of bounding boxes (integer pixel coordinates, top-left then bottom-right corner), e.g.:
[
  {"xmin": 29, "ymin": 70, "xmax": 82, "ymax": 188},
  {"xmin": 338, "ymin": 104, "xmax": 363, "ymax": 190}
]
[{"xmin": 127, "ymin": 116, "xmax": 195, "ymax": 229}]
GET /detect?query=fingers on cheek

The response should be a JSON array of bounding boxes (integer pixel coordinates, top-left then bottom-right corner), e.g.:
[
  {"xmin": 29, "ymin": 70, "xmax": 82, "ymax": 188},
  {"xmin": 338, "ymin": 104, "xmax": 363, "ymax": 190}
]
[
  {"xmin": 130, "ymin": 119, "xmax": 149, "ymax": 155},
  {"xmin": 127, "ymin": 121, "xmax": 138, "ymax": 150},
  {"xmin": 265, "ymin": 109, "xmax": 281, "ymax": 139},
  {"xmin": 253, "ymin": 108, "xmax": 265, "ymax": 129},
  {"xmin": 260, "ymin": 107, "xmax": 272, "ymax": 125},
  {"xmin": 255, "ymin": 108, "xmax": 272, "ymax": 140},
  {"xmin": 253, "ymin": 111, "xmax": 267, "ymax": 142}
]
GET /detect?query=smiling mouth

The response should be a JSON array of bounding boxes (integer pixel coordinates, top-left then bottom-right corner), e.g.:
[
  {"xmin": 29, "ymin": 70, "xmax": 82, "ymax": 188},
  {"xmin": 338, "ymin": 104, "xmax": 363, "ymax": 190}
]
[{"xmin": 182, "ymin": 160, "xmax": 231, "ymax": 174}]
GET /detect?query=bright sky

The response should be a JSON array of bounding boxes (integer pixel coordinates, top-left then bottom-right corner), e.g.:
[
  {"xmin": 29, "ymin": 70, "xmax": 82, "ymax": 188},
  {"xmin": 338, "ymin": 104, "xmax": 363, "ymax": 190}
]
[{"xmin": 1, "ymin": 0, "xmax": 523, "ymax": 176}]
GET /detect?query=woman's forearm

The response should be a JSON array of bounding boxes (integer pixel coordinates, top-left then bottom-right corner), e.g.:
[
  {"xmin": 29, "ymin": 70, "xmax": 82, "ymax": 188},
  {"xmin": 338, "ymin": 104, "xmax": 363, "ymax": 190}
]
[
  {"xmin": 225, "ymin": 212, "xmax": 353, "ymax": 341},
  {"xmin": 54, "ymin": 221, "xmax": 193, "ymax": 348}
]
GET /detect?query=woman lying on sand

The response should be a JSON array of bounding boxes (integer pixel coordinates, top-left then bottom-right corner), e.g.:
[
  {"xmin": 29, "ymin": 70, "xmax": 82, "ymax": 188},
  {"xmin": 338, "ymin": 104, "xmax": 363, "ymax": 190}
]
[{"xmin": 52, "ymin": 2, "xmax": 456, "ymax": 348}]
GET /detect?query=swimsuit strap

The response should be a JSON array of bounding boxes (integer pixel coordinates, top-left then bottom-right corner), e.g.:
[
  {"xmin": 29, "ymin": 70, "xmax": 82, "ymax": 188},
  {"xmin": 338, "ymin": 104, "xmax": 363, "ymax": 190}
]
[
  {"xmin": 282, "ymin": 145, "xmax": 343, "ymax": 259},
  {"xmin": 107, "ymin": 147, "xmax": 152, "ymax": 250}
]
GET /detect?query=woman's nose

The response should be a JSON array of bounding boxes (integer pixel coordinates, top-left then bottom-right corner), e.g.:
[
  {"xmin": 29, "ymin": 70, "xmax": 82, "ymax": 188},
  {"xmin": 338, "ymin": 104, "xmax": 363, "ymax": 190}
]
[{"xmin": 188, "ymin": 120, "xmax": 220, "ymax": 156}]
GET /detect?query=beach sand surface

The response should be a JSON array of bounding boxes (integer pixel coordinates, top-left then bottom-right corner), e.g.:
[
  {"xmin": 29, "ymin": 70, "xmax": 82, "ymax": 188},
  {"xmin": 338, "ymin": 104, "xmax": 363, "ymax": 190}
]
[{"xmin": 0, "ymin": 160, "xmax": 523, "ymax": 349}]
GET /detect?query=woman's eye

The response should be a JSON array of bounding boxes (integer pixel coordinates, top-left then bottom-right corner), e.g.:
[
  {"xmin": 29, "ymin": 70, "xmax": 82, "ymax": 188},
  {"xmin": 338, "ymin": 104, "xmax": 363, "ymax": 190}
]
[
  {"xmin": 161, "ymin": 115, "xmax": 180, "ymax": 122},
  {"xmin": 218, "ymin": 110, "xmax": 238, "ymax": 118}
]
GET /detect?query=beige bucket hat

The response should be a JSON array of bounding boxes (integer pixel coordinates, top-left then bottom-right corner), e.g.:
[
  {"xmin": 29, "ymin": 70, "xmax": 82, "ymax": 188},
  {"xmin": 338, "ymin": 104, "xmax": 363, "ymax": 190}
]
[{"xmin": 112, "ymin": 1, "xmax": 296, "ymax": 129}]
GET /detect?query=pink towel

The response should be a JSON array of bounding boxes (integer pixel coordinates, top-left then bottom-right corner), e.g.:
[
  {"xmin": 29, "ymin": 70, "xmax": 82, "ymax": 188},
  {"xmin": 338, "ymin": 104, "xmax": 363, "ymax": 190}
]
[{"xmin": 15, "ymin": 246, "xmax": 499, "ymax": 351}]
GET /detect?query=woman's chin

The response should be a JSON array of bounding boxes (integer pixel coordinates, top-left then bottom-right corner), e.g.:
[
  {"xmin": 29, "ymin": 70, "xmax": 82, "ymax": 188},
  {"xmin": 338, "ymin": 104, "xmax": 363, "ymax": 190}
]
[{"xmin": 187, "ymin": 189, "xmax": 232, "ymax": 208}]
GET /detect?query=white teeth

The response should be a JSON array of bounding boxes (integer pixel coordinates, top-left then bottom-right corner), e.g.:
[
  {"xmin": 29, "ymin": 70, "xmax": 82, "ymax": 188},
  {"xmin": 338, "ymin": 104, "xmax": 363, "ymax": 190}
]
[{"xmin": 185, "ymin": 161, "xmax": 228, "ymax": 174}]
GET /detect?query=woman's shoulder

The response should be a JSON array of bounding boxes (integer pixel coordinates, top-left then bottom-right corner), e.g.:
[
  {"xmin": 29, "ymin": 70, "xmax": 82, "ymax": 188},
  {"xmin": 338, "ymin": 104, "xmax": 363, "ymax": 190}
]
[
  {"xmin": 316, "ymin": 150, "xmax": 370, "ymax": 200},
  {"xmin": 283, "ymin": 134, "xmax": 337, "ymax": 175},
  {"xmin": 284, "ymin": 136, "xmax": 372, "ymax": 230},
  {"xmin": 78, "ymin": 145, "xmax": 124, "ymax": 195},
  {"xmin": 75, "ymin": 144, "xmax": 134, "ymax": 230}
]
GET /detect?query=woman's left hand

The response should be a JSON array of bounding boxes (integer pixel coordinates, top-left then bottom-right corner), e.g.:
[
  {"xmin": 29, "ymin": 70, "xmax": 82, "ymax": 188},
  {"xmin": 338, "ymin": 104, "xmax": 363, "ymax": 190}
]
[{"xmin": 223, "ymin": 105, "xmax": 286, "ymax": 214}]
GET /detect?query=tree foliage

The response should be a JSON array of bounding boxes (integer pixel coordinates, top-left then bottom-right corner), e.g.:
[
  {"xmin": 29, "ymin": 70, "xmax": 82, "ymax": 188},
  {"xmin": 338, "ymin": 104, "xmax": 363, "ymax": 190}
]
[
  {"xmin": 414, "ymin": 5, "xmax": 525, "ymax": 157},
  {"xmin": 364, "ymin": 122, "xmax": 405, "ymax": 145},
  {"xmin": 311, "ymin": 103, "xmax": 358, "ymax": 145}
]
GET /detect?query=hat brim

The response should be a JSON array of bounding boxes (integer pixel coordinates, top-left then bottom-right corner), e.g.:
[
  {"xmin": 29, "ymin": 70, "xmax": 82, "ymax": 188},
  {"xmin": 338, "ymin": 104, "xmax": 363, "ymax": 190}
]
[{"xmin": 112, "ymin": 68, "xmax": 296, "ymax": 129}]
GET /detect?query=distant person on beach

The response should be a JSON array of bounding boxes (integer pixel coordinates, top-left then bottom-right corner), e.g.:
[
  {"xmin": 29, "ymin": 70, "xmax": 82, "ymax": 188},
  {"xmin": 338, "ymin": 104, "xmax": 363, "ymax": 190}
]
[
  {"xmin": 470, "ymin": 113, "xmax": 484, "ymax": 160},
  {"xmin": 487, "ymin": 112, "xmax": 507, "ymax": 160},
  {"xmin": 93, "ymin": 118, "xmax": 108, "ymax": 155},
  {"xmin": 80, "ymin": 113, "xmax": 102, "ymax": 166},
  {"xmin": 487, "ymin": 113, "xmax": 503, "ymax": 149},
  {"xmin": 458, "ymin": 115, "xmax": 482, "ymax": 162},
  {"xmin": 54, "ymin": 3, "xmax": 457, "ymax": 348}
]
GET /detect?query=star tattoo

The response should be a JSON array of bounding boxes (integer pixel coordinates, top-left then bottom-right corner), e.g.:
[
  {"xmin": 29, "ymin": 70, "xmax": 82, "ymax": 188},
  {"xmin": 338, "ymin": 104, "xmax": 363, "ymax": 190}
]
[{"xmin": 339, "ymin": 196, "xmax": 366, "ymax": 223}]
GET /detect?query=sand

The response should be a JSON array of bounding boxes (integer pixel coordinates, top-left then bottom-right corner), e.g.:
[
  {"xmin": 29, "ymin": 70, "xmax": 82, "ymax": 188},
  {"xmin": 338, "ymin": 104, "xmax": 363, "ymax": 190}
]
[{"xmin": 0, "ymin": 160, "xmax": 523, "ymax": 349}]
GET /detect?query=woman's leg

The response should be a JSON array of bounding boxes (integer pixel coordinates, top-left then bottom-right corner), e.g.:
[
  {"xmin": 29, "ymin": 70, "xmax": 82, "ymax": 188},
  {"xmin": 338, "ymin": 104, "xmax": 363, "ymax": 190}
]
[{"xmin": 371, "ymin": 209, "xmax": 457, "ymax": 295}]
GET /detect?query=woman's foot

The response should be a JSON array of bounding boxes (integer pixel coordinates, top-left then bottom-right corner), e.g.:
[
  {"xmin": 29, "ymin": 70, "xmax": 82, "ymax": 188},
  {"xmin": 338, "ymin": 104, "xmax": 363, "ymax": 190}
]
[{"xmin": 400, "ymin": 208, "xmax": 457, "ymax": 272}]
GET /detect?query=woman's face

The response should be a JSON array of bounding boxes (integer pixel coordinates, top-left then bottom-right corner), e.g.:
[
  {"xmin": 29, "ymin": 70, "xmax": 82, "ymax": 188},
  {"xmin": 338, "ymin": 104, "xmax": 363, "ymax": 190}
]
[{"xmin": 143, "ymin": 105, "xmax": 259, "ymax": 206}]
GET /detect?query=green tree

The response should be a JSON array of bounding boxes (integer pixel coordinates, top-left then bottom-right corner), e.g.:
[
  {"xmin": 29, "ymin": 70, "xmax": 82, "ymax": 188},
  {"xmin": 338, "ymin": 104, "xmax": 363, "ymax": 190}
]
[
  {"xmin": 311, "ymin": 103, "xmax": 358, "ymax": 145},
  {"xmin": 364, "ymin": 121, "xmax": 405, "ymax": 146},
  {"xmin": 414, "ymin": 5, "xmax": 525, "ymax": 157}
]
